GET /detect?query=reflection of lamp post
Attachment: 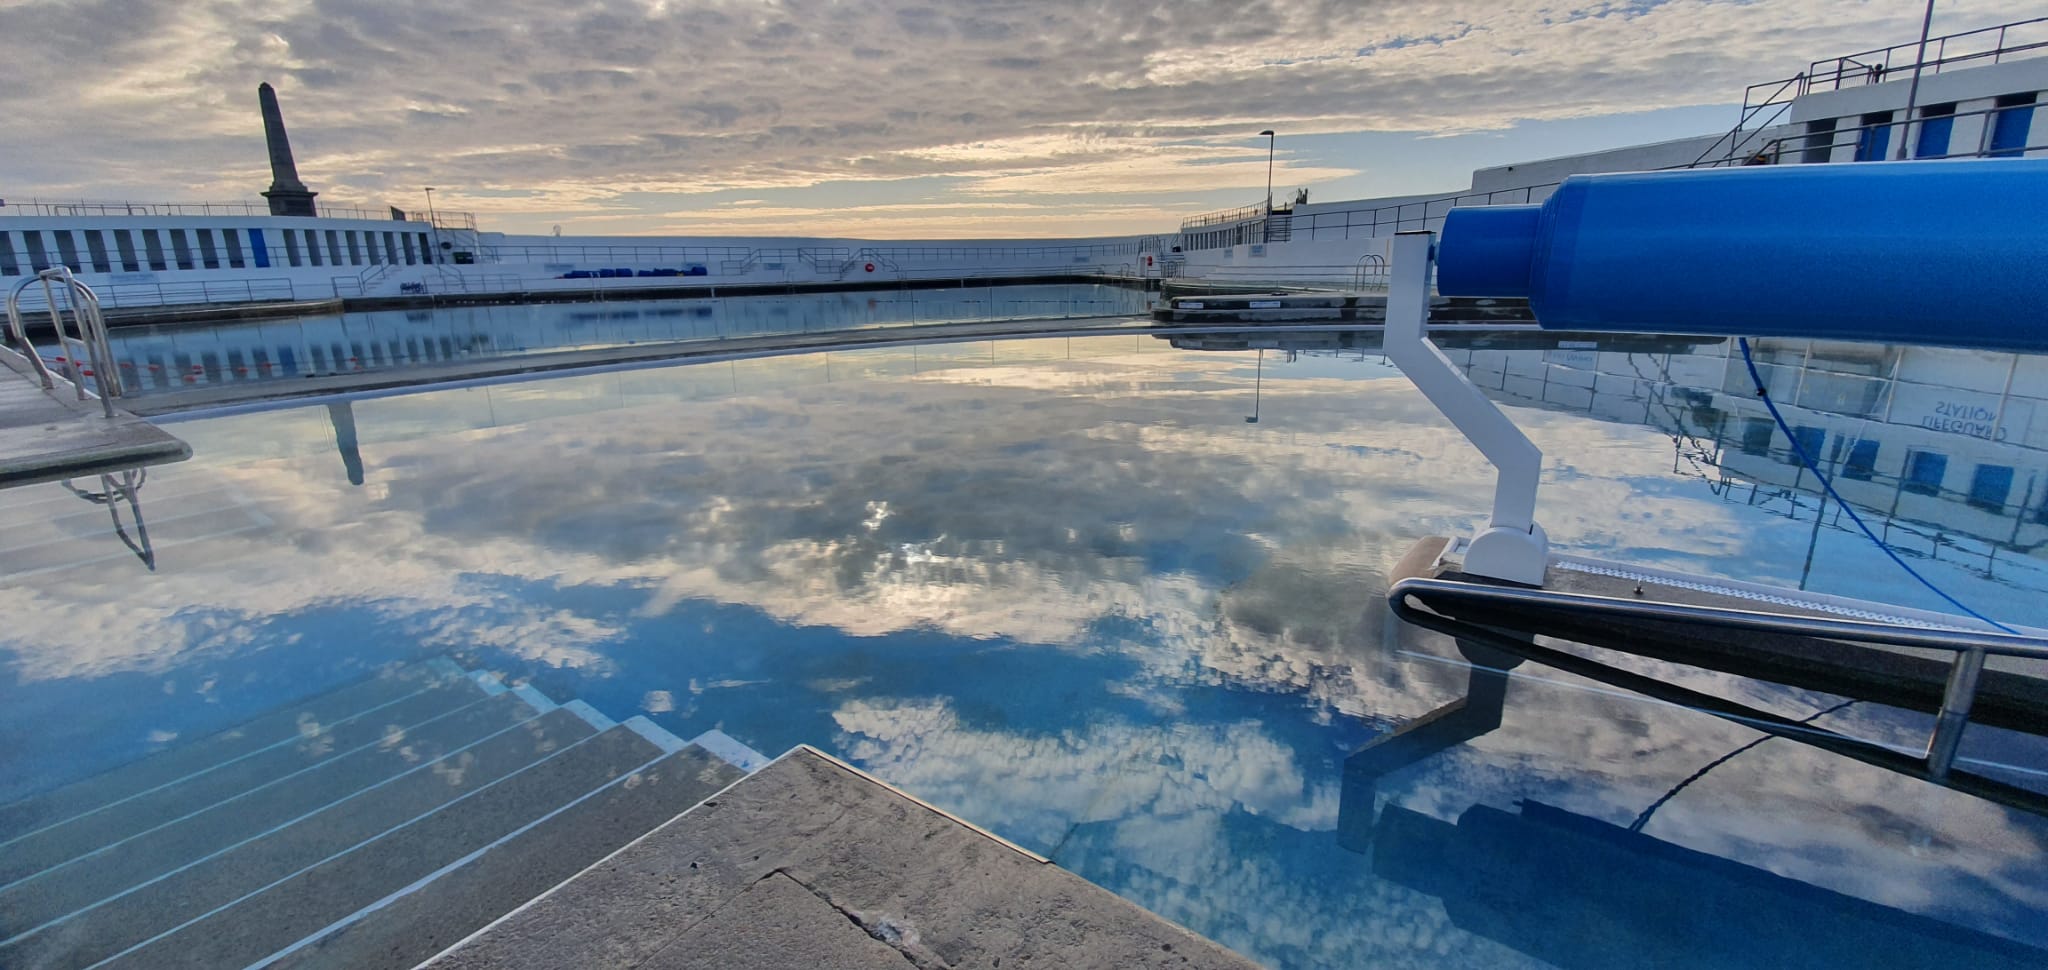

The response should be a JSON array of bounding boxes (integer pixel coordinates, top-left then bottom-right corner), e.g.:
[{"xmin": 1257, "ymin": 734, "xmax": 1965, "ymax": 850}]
[
  {"xmin": 1246, "ymin": 348, "xmax": 1263, "ymax": 423},
  {"xmin": 1259, "ymin": 130, "xmax": 1276, "ymax": 213}
]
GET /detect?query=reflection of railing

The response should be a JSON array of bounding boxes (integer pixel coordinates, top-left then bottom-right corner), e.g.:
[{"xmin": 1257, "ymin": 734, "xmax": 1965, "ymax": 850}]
[
  {"xmin": 61, "ymin": 468, "xmax": 155, "ymax": 570},
  {"xmin": 6, "ymin": 268, "xmax": 121, "ymax": 415}
]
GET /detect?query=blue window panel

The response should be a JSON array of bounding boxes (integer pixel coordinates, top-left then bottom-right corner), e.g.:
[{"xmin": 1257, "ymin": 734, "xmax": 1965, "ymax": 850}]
[
  {"xmin": 1842, "ymin": 439, "xmax": 1879, "ymax": 481},
  {"xmin": 1904, "ymin": 450, "xmax": 1948, "ymax": 496},
  {"xmin": 1915, "ymin": 115, "xmax": 1953, "ymax": 158},
  {"xmin": 1854, "ymin": 120, "xmax": 1892, "ymax": 161},
  {"xmin": 1990, "ymin": 104, "xmax": 2034, "ymax": 158},
  {"xmin": 1786, "ymin": 425, "xmax": 1825, "ymax": 466},
  {"xmin": 248, "ymin": 229, "xmax": 270, "ymax": 268},
  {"xmin": 1740, "ymin": 418, "xmax": 1774, "ymax": 457},
  {"xmin": 1969, "ymin": 464, "xmax": 2015, "ymax": 512}
]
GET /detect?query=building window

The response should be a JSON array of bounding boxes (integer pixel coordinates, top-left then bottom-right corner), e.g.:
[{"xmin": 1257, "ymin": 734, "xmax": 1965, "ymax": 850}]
[
  {"xmin": 249, "ymin": 229, "xmax": 271, "ymax": 268},
  {"xmin": 113, "ymin": 232, "xmax": 139, "ymax": 272},
  {"xmin": 304, "ymin": 229, "xmax": 324, "ymax": 266},
  {"xmin": 1786, "ymin": 426, "xmax": 1825, "ymax": 465},
  {"xmin": 1854, "ymin": 111, "xmax": 1893, "ymax": 161},
  {"xmin": 224, "ymin": 230, "xmax": 246, "ymax": 269},
  {"xmin": 196, "ymin": 229, "xmax": 221, "ymax": 269},
  {"xmin": 1802, "ymin": 118, "xmax": 1837, "ymax": 163},
  {"xmin": 53, "ymin": 230, "xmax": 83, "ymax": 271},
  {"xmin": 366, "ymin": 232, "xmax": 384, "ymax": 264},
  {"xmin": 346, "ymin": 231, "xmax": 363, "ymax": 265},
  {"xmin": 23, "ymin": 231, "xmax": 51, "ymax": 271},
  {"xmin": 282, "ymin": 229, "xmax": 302, "ymax": 267},
  {"xmin": 143, "ymin": 231, "xmax": 168, "ymax": 271},
  {"xmin": 325, "ymin": 229, "xmax": 343, "ymax": 265},
  {"xmin": 402, "ymin": 233, "xmax": 417, "ymax": 265},
  {"xmin": 1989, "ymin": 93, "xmax": 2036, "ymax": 158},
  {"xmin": 1842, "ymin": 439, "xmax": 1879, "ymax": 481},
  {"xmin": 1903, "ymin": 450, "xmax": 1948, "ymax": 496},
  {"xmin": 84, "ymin": 231, "xmax": 111, "ymax": 273},
  {"xmin": 418, "ymin": 232, "xmax": 434, "ymax": 265},
  {"xmin": 385, "ymin": 231, "xmax": 400, "ymax": 265},
  {"xmin": 1740, "ymin": 417, "xmax": 1775, "ymax": 457},
  {"xmin": 0, "ymin": 234, "xmax": 18, "ymax": 276},
  {"xmin": 170, "ymin": 229, "xmax": 195, "ymax": 270},
  {"xmin": 1969, "ymin": 464, "xmax": 2015, "ymax": 512},
  {"xmin": 1915, "ymin": 103, "xmax": 1955, "ymax": 158}
]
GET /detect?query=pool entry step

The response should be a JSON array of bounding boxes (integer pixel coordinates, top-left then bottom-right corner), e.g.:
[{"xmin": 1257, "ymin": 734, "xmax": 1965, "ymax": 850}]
[{"xmin": 0, "ymin": 658, "xmax": 757, "ymax": 970}]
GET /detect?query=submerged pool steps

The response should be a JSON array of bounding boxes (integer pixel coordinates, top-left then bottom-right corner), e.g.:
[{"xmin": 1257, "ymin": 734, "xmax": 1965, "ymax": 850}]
[{"xmin": 0, "ymin": 657, "xmax": 759, "ymax": 970}]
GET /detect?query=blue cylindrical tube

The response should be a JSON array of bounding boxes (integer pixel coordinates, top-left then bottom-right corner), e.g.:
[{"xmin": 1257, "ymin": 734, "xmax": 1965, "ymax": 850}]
[{"xmin": 1435, "ymin": 160, "xmax": 2048, "ymax": 352}]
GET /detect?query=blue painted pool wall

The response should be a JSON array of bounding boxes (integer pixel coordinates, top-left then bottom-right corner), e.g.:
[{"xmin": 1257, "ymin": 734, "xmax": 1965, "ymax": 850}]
[{"xmin": 1434, "ymin": 160, "xmax": 2048, "ymax": 353}]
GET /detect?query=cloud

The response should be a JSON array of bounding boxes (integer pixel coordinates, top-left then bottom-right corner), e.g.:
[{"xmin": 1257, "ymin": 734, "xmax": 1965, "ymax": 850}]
[{"xmin": 2, "ymin": 0, "xmax": 2039, "ymax": 234}]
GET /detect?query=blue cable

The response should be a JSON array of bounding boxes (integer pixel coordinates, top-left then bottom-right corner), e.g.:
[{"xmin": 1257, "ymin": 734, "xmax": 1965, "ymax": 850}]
[{"xmin": 1736, "ymin": 337, "xmax": 2016, "ymax": 634}]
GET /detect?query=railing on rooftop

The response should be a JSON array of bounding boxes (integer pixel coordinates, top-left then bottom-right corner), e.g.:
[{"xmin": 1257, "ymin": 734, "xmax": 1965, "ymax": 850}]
[
  {"xmin": 1709, "ymin": 101, "xmax": 2045, "ymax": 167},
  {"xmin": 1806, "ymin": 16, "xmax": 2048, "ymax": 93},
  {"xmin": 0, "ymin": 198, "xmax": 478, "ymax": 228},
  {"xmin": 1180, "ymin": 202, "xmax": 1271, "ymax": 232}
]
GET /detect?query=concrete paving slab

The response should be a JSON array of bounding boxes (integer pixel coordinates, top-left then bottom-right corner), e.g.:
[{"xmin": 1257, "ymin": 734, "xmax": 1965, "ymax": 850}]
[
  {"xmin": 639, "ymin": 872, "xmax": 911, "ymax": 970},
  {"xmin": 425, "ymin": 747, "xmax": 1258, "ymax": 970},
  {"xmin": 0, "ymin": 349, "xmax": 189, "ymax": 487}
]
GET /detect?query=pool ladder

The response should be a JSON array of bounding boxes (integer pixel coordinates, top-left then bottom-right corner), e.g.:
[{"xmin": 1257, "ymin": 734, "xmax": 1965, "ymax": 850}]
[{"xmin": 5, "ymin": 268, "xmax": 122, "ymax": 417}]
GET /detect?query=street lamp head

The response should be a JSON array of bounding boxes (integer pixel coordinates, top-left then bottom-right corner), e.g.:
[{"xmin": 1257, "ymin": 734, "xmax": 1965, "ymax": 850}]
[{"xmin": 1259, "ymin": 129, "xmax": 1275, "ymax": 137}]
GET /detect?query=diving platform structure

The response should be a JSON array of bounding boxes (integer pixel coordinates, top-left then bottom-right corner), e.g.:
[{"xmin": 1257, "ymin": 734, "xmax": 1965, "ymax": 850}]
[{"xmin": 1377, "ymin": 160, "xmax": 2048, "ymax": 805}]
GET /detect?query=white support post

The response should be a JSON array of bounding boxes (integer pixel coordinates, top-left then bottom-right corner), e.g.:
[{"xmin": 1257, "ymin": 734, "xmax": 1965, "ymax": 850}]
[{"xmin": 1382, "ymin": 231, "xmax": 1550, "ymax": 585}]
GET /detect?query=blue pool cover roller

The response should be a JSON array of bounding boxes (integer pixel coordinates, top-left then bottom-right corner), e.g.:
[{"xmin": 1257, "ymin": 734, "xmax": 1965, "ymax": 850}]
[{"xmin": 1435, "ymin": 160, "xmax": 2048, "ymax": 353}]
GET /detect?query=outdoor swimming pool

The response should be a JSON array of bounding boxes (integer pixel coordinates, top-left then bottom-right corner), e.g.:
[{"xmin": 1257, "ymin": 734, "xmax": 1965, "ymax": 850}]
[{"xmin": 4, "ymin": 332, "xmax": 2046, "ymax": 968}]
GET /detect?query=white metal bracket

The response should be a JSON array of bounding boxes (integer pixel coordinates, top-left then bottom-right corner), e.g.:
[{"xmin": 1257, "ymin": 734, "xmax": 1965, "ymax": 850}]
[{"xmin": 1382, "ymin": 231, "xmax": 1549, "ymax": 585}]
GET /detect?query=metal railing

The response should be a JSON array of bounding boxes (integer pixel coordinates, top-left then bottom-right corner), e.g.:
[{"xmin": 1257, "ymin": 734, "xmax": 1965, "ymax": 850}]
[
  {"xmin": 13, "ymin": 277, "xmax": 303, "ymax": 311},
  {"xmin": 1807, "ymin": 16, "xmax": 2048, "ymax": 93},
  {"xmin": 1354, "ymin": 253, "xmax": 1389, "ymax": 292},
  {"xmin": 6, "ymin": 268, "xmax": 120, "ymax": 415},
  {"xmin": 1388, "ymin": 576, "xmax": 2046, "ymax": 778},
  {"xmin": 1691, "ymin": 73, "xmax": 1807, "ymax": 167},
  {"xmin": 0, "ymin": 198, "xmax": 477, "ymax": 226},
  {"xmin": 1180, "ymin": 201, "xmax": 1271, "ymax": 232},
  {"xmin": 1246, "ymin": 184, "xmax": 1559, "ymax": 246},
  {"xmin": 1729, "ymin": 101, "xmax": 2044, "ymax": 165}
]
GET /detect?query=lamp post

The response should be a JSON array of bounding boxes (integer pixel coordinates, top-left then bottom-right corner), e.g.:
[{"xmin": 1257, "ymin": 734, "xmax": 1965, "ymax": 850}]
[
  {"xmin": 1259, "ymin": 130, "xmax": 1276, "ymax": 213},
  {"xmin": 1894, "ymin": 0, "xmax": 1937, "ymax": 160},
  {"xmin": 423, "ymin": 187, "xmax": 441, "ymax": 265}
]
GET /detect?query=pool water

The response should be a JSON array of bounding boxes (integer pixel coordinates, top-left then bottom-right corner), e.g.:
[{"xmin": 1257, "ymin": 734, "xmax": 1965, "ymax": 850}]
[{"xmin": 3, "ymin": 332, "xmax": 2046, "ymax": 968}]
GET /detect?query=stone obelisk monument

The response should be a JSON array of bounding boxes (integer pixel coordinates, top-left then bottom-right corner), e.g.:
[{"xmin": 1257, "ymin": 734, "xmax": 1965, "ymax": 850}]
[{"xmin": 258, "ymin": 82, "xmax": 319, "ymax": 216}]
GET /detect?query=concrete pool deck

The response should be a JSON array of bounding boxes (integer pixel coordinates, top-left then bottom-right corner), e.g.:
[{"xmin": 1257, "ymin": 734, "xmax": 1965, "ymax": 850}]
[
  {"xmin": 0, "ymin": 348, "xmax": 189, "ymax": 487},
  {"xmin": 426, "ymin": 746, "xmax": 1260, "ymax": 970}
]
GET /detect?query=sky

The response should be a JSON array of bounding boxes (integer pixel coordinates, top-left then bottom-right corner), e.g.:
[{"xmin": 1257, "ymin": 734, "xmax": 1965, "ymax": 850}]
[{"xmin": 0, "ymin": 0, "xmax": 2039, "ymax": 238}]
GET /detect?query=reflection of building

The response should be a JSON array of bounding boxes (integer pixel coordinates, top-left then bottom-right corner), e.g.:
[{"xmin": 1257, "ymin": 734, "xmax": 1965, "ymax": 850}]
[{"xmin": 1444, "ymin": 338, "xmax": 2048, "ymax": 573}]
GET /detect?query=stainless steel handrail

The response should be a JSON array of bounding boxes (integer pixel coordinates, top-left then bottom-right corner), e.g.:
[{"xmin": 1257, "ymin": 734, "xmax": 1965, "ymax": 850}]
[
  {"xmin": 5, "ymin": 268, "xmax": 120, "ymax": 417},
  {"xmin": 1389, "ymin": 576, "xmax": 2048, "ymax": 657},
  {"xmin": 1389, "ymin": 575, "xmax": 2046, "ymax": 777}
]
